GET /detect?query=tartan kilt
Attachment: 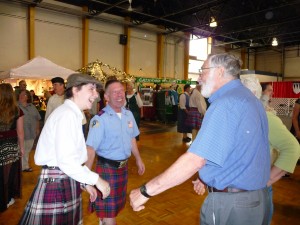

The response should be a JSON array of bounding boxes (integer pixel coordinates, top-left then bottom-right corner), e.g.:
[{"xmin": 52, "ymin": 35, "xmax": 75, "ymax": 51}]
[
  {"xmin": 19, "ymin": 168, "xmax": 82, "ymax": 225},
  {"xmin": 89, "ymin": 159, "xmax": 128, "ymax": 218},
  {"xmin": 185, "ymin": 107, "xmax": 203, "ymax": 130}
]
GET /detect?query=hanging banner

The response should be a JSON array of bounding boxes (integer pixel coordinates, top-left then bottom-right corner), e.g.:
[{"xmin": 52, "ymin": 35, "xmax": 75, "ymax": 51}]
[{"xmin": 135, "ymin": 77, "xmax": 196, "ymax": 85}]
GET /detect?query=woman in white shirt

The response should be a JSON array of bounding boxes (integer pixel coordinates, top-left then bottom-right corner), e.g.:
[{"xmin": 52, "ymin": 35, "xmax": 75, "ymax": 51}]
[{"xmin": 19, "ymin": 73, "xmax": 110, "ymax": 225}]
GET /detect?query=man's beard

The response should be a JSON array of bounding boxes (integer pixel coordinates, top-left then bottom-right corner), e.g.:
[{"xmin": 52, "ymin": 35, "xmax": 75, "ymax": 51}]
[{"xmin": 201, "ymin": 73, "xmax": 215, "ymax": 98}]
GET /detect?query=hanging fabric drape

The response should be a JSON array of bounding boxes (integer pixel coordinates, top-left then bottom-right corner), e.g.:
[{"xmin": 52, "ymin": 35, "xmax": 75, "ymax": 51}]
[{"xmin": 266, "ymin": 81, "xmax": 300, "ymax": 98}]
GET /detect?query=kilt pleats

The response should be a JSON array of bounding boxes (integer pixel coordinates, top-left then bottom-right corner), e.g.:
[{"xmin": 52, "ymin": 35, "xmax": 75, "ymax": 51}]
[
  {"xmin": 89, "ymin": 160, "xmax": 128, "ymax": 218},
  {"xmin": 19, "ymin": 168, "xmax": 82, "ymax": 225},
  {"xmin": 185, "ymin": 107, "xmax": 203, "ymax": 130}
]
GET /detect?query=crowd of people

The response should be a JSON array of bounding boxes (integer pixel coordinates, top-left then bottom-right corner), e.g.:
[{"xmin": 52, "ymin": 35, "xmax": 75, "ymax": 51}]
[{"xmin": 0, "ymin": 53, "xmax": 299, "ymax": 225}]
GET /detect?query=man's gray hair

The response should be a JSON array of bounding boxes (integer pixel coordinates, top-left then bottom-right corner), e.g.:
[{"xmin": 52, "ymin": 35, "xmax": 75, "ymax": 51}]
[{"xmin": 208, "ymin": 53, "xmax": 242, "ymax": 79}]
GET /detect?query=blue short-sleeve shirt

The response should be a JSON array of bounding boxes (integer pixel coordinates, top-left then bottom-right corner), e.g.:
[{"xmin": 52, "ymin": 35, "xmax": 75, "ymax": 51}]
[
  {"xmin": 86, "ymin": 104, "xmax": 139, "ymax": 160},
  {"xmin": 188, "ymin": 79, "xmax": 270, "ymax": 190}
]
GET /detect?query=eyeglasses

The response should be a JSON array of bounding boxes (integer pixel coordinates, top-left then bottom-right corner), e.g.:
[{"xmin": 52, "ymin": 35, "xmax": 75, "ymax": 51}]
[{"xmin": 199, "ymin": 67, "xmax": 218, "ymax": 74}]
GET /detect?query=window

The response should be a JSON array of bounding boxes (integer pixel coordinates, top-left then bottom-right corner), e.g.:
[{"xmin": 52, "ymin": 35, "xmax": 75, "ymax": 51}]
[{"xmin": 188, "ymin": 35, "xmax": 210, "ymax": 81}]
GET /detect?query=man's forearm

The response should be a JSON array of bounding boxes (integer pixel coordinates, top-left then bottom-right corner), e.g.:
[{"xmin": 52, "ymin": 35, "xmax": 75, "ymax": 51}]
[
  {"xmin": 86, "ymin": 146, "xmax": 96, "ymax": 169},
  {"xmin": 145, "ymin": 152, "xmax": 205, "ymax": 196}
]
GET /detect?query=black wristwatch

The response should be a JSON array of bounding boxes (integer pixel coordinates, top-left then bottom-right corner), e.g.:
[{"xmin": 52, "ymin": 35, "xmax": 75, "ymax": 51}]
[{"xmin": 140, "ymin": 184, "xmax": 152, "ymax": 198}]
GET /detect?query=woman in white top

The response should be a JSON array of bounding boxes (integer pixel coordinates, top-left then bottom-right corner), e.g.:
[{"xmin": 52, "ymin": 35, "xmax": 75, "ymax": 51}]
[{"xmin": 19, "ymin": 73, "xmax": 110, "ymax": 225}]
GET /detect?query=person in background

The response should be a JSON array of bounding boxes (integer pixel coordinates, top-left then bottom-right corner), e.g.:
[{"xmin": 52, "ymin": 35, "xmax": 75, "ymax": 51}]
[
  {"xmin": 261, "ymin": 83, "xmax": 276, "ymax": 114},
  {"xmin": 130, "ymin": 53, "xmax": 271, "ymax": 225},
  {"xmin": 169, "ymin": 83, "xmax": 179, "ymax": 122},
  {"xmin": 177, "ymin": 84, "xmax": 192, "ymax": 142},
  {"xmin": 241, "ymin": 75, "xmax": 300, "ymax": 225},
  {"xmin": 43, "ymin": 90, "xmax": 52, "ymax": 106},
  {"xmin": 185, "ymin": 81, "xmax": 207, "ymax": 140},
  {"xmin": 86, "ymin": 79, "xmax": 145, "ymax": 225},
  {"xmin": 14, "ymin": 80, "xmax": 27, "ymax": 97},
  {"xmin": 125, "ymin": 81, "xmax": 143, "ymax": 141},
  {"xmin": 29, "ymin": 90, "xmax": 40, "ymax": 107},
  {"xmin": 290, "ymin": 98, "xmax": 300, "ymax": 142},
  {"xmin": 17, "ymin": 90, "xmax": 41, "ymax": 172},
  {"xmin": 44, "ymin": 76, "xmax": 65, "ymax": 121},
  {"xmin": 99, "ymin": 89, "xmax": 106, "ymax": 111},
  {"xmin": 0, "ymin": 83, "xmax": 24, "ymax": 212},
  {"xmin": 19, "ymin": 73, "xmax": 110, "ymax": 224}
]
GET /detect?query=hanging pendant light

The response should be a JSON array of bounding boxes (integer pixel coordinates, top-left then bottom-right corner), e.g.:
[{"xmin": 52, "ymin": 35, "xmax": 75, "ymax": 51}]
[
  {"xmin": 272, "ymin": 37, "xmax": 278, "ymax": 46},
  {"xmin": 209, "ymin": 17, "xmax": 217, "ymax": 27}
]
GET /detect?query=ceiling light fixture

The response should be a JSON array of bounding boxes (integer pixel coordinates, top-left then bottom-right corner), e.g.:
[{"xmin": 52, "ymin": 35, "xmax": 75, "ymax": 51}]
[
  {"xmin": 272, "ymin": 37, "xmax": 278, "ymax": 46},
  {"xmin": 209, "ymin": 17, "xmax": 217, "ymax": 27}
]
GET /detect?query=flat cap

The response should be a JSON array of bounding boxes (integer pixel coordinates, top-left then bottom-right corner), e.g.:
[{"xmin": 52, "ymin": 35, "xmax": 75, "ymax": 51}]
[
  {"xmin": 51, "ymin": 77, "xmax": 65, "ymax": 84},
  {"xmin": 66, "ymin": 73, "xmax": 103, "ymax": 89}
]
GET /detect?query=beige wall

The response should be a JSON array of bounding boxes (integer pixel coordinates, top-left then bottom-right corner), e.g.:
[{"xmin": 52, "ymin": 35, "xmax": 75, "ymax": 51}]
[
  {"xmin": 0, "ymin": 1, "xmax": 299, "ymax": 81},
  {"xmin": 0, "ymin": 1, "xmax": 185, "ymax": 80}
]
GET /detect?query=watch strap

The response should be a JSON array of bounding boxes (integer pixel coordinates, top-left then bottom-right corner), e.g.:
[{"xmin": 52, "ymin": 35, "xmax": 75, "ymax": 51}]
[{"xmin": 140, "ymin": 184, "xmax": 152, "ymax": 198}]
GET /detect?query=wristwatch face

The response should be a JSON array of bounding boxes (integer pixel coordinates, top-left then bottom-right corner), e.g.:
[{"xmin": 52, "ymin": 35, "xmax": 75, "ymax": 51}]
[{"xmin": 140, "ymin": 185, "xmax": 146, "ymax": 193}]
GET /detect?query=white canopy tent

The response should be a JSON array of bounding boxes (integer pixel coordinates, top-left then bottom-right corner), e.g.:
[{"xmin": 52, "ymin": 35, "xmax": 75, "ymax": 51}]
[
  {"xmin": 0, "ymin": 56, "xmax": 76, "ymax": 80},
  {"xmin": 0, "ymin": 56, "xmax": 77, "ymax": 95}
]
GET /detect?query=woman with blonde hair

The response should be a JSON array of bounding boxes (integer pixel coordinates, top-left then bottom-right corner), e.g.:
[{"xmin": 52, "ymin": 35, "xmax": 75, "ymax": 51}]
[{"xmin": 0, "ymin": 83, "xmax": 24, "ymax": 211}]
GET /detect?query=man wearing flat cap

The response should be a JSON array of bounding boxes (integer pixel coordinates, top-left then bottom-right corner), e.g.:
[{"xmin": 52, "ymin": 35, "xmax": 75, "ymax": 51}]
[{"xmin": 45, "ymin": 76, "xmax": 65, "ymax": 121}]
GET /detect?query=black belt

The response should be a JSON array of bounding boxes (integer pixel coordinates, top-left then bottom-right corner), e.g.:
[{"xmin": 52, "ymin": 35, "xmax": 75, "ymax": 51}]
[
  {"xmin": 98, "ymin": 156, "xmax": 128, "ymax": 169},
  {"xmin": 207, "ymin": 185, "xmax": 246, "ymax": 193},
  {"xmin": 42, "ymin": 165, "xmax": 60, "ymax": 170}
]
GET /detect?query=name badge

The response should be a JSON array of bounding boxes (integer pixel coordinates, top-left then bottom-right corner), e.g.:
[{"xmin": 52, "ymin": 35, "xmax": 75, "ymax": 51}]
[{"xmin": 128, "ymin": 121, "xmax": 133, "ymax": 128}]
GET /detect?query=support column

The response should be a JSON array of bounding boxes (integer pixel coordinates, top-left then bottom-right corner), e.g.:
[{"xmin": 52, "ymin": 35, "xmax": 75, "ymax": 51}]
[
  {"xmin": 207, "ymin": 37, "xmax": 212, "ymax": 55},
  {"xmin": 183, "ymin": 32, "xmax": 190, "ymax": 80},
  {"xmin": 241, "ymin": 48, "xmax": 247, "ymax": 69},
  {"xmin": 157, "ymin": 34, "xmax": 164, "ymax": 78},
  {"xmin": 28, "ymin": 6, "xmax": 35, "ymax": 59},
  {"xmin": 82, "ymin": 6, "xmax": 89, "ymax": 67}
]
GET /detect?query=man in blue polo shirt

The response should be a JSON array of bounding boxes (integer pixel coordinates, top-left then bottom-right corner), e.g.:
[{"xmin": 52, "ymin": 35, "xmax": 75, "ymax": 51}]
[
  {"xmin": 129, "ymin": 53, "xmax": 271, "ymax": 225},
  {"xmin": 86, "ymin": 79, "xmax": 145, "ymax": 225}
]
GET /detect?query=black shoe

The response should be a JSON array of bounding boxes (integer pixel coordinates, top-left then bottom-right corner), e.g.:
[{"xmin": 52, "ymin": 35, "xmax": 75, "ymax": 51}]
[
  {"xmin": 182, "ymin": 137, "xmax": 191, "ymax": 142},
  {"xmin": 23, "ymin": 168, "xmax": 33, "ymax": 172}
]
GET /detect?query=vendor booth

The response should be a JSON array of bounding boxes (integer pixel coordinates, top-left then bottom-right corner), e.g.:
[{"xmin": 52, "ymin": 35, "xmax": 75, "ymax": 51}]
[
  {"xmin": 0, "ymin": 56, "xmax": 76, "ymax": 96},
  {"xmin": 135, "ymin": 77, "xmax": 196, "ymax": 122},
  {"xmin": 0, "ymin": 56, "xmax": 76, "ymax": 121}
]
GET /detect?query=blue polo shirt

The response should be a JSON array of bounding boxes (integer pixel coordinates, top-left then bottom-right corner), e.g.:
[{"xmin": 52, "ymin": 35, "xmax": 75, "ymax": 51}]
[
  {"xmin": 86, "ymin": 104, "xmax": 139, "ymax": 160},
  {"xmin": 188, "ymin": 79, "xmax": 270, "ymax": 190}
]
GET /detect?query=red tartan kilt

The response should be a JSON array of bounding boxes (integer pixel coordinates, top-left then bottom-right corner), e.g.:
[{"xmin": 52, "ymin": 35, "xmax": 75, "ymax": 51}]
[
  {"xmin": 185, "ymin": 107, "xmax": 203, "ymax": 130},
  {"xmin": 89, "ymin": 160, "xmax": 128, "ymax": 218}
]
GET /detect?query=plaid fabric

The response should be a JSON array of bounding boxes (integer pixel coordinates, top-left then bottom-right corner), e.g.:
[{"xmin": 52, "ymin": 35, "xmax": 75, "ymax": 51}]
[
  {"xmin": 89, "ymin": 159, "xmax": 128, "ymax": 218},
  {"xmin": 19, "ymin": 168, "xmax": 83, "ymax": 225},
  {"xmin": 185, "ymin": 107, "xmax": 203, "ymax": 130}
]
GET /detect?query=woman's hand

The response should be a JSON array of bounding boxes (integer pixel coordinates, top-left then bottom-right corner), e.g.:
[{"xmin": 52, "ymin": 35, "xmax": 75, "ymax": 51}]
[
  {"xmin": 95, "ymin": 177, "xmax": 110, "ymax": 199},
  {"xmin": 85, "ymin": 185, "xmax": 98, "ymax": 202}
]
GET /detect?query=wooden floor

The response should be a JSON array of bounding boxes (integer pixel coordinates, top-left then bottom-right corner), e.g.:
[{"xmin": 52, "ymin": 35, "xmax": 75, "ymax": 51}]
[{"xmin": 1, "ymin": 120, "xmax": 300, "ymax": 225}]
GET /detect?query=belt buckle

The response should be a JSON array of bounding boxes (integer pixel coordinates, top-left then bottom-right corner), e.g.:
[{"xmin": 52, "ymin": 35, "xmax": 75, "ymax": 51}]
[
  {"xmin": 44, "ymin": 178, "xmax": 55, "ymax": 183},
  {"xmin": 118, "ymin": 160, "xmax": 127, "ymax": 168}
]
